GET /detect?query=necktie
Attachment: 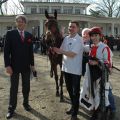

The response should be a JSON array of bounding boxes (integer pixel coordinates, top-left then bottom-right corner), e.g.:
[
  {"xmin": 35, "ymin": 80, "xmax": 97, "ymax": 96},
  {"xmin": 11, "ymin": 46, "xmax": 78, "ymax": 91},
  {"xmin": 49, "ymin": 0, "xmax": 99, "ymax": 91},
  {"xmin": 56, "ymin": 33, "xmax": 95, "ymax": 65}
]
[{"xmin": 20, "ymin": 31, "xmax": 24, "ymax": 42}]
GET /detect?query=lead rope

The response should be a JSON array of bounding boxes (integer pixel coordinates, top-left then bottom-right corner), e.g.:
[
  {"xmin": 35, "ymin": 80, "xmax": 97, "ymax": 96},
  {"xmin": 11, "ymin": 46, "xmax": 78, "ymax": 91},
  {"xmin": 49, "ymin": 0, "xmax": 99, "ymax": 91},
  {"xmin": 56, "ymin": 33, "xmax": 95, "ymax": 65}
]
[{"xmin": 99, "ymin": 62, "xmax": 109, "ymax": 120}]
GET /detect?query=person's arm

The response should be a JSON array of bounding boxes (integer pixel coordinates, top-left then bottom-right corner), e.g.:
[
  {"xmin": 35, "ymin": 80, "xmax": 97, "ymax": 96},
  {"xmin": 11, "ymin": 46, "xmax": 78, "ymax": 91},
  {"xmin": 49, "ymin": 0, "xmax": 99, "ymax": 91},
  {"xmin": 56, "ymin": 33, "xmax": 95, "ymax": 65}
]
[
  {"xmin": 4, "ymin": 31, "xmax": 11, "ymax": 67},
  {"xmin": 53, "ymin": 47, "xmax": 76, "ymax": 58},
  {"xmin": 4, "ymin": 31, "xmax": 13, "ymax": 75},
  {"xmin": 103, "ymin": 47, "xmax": 113, "ymax": 68},
  {"xmin": 30, "ymin": 34, "xmax": 35, "ymax": 71}
]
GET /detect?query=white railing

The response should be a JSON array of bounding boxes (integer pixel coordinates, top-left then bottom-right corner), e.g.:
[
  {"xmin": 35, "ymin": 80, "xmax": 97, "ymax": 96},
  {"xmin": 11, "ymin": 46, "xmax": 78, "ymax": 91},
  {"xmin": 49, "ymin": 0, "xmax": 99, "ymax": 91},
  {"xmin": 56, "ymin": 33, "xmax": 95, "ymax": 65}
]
[
  {"xmin": 20, "ymin": 0, "xmax": 66, "ymax": 2},
  {"xmin": 20, "ymin": 0, "xmax": 88, "ymax": 3}
]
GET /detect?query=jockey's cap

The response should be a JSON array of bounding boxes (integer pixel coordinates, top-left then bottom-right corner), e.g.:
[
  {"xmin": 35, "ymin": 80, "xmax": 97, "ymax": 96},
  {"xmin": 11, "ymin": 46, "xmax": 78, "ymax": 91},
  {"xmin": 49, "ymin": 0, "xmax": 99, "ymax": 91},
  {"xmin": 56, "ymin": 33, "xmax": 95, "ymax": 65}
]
[{"xmin": 89, "ymin": 27, "xmax": 102, "ymax": 36}]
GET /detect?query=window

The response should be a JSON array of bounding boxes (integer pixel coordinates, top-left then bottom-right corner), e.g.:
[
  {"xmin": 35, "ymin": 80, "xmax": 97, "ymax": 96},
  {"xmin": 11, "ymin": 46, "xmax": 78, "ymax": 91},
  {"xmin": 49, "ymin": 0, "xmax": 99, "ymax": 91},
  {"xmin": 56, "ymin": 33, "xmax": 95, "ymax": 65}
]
[
  {"xmin": 31, "ymin": 8, "xmax": 37, "ymax": 14},
  {"xmin": 51, "ymin": 6, "xmax": 61, "ymax": 14},
  {"xmin": 75, "ymin": 8, "xmax": 80, "ymax": 14},
  {"xmin": 63, "ymin": 6, "xmax": 73, "ymax": 14},
  {"xmin": 39, "ymin": 6, "xmax": 48, "ymax": 14}
]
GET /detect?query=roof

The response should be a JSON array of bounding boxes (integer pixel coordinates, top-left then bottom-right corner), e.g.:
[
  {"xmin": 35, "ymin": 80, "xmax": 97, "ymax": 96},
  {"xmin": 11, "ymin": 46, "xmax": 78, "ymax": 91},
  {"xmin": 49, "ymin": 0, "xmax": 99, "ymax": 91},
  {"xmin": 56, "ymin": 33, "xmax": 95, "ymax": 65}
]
[{"xmin": 20, "ymin": 1, "xmax": 90, "ymax": 7}]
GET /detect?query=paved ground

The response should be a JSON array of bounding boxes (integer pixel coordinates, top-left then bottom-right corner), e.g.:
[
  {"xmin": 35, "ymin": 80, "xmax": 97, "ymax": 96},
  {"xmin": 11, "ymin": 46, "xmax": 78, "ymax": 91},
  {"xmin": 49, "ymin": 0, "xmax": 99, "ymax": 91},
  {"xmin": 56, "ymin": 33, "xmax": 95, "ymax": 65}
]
[{"xmin": 0, "ymin": 51, "xmax": 120, "ymax": 120}]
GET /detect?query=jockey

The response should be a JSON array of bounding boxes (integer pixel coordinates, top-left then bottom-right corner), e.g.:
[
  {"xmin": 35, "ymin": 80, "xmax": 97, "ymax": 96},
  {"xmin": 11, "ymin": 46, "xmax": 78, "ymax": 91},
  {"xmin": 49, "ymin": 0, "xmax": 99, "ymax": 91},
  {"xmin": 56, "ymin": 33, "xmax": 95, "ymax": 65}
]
[{"xmin": 80, "ymin": 27, "xmax": 116, "ymax": 120}]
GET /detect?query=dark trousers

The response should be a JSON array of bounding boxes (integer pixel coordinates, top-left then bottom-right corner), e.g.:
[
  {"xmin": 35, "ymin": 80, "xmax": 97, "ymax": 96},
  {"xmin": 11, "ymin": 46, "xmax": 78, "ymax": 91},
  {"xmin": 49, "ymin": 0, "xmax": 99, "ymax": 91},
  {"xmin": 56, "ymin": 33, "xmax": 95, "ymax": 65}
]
[
  {"xmin": 108, "ymin": 89, "xmax": 116, "ymax": 112},
  {"xmin": 82, "ymin": 55, "xmax": 89, "ymax": 76},
  {"xmin": 8, "ymin": 70, "xmax": 30, "ymax": 112},
  {"xmin": 64, "ymin": 72, "xmax": 81, "ymax": 116}
]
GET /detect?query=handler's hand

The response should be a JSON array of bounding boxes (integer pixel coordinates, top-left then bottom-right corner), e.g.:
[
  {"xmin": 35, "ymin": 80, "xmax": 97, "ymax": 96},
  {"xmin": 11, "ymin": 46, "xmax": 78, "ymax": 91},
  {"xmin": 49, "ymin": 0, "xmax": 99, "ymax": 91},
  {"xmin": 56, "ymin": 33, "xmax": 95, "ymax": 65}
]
[
  {"xmin": 89, "ymin": 60, "xmax": 98, "ymax": 65},
  {"xmin": 53, "ymin": 47, "xmax": 62, "ymax": 54},
  {"xmin": 6, "ymin": 66, "xmax": 13, "ymax": 76}
]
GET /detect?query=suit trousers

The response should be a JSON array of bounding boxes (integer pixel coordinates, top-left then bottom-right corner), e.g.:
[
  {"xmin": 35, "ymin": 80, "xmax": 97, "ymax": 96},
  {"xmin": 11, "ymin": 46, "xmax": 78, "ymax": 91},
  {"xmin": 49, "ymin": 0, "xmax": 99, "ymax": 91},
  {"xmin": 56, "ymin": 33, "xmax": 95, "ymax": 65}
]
[
  {"xmin": 8, "ymin": 70, "xmax": 30, "ymax": 112},
  {"xmin": 64, "ymin": 72, "xmax": 81, "ymax": 116}
]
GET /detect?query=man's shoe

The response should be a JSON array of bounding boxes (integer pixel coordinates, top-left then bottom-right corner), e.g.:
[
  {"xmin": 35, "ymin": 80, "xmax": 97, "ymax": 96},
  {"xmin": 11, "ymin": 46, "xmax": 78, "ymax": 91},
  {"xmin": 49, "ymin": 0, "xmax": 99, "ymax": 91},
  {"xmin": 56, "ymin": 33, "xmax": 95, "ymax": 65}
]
[
  {"xmin": 109, "ymin": 111, "xmax": 116, "ymax": 120},
  {"xmin": 6, "ymin": 111, "xmax": 14, "ymax": 119},
  {"xmin": 71, "ymin": 115, "xmax": 78, "ymax": 120},
  {"xmin": 66, "ymin": 108, "xmax": 73, "ymax": 115},
  {"xmin": 23, "ymin": 104, "xmax": 32, "ymax": 111}
]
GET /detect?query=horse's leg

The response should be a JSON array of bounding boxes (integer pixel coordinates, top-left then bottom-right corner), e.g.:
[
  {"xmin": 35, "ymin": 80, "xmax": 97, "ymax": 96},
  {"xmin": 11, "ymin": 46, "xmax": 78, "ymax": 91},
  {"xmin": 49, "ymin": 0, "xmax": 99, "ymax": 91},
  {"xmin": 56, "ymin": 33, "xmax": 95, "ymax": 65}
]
[
  {"xmin": 49, "ymin": 57, "xmax": 53, "ymax": 77},
  {"xmin": 50, "ymin": 66, "xmax": 53, "ymax": 77},
  {"xmin": 53, "ymin": 66, "xmax": 59, "ymax": 96},
  {"xmin": 59, "ymin": 71, "xmax": 64, "ymax": 102}
]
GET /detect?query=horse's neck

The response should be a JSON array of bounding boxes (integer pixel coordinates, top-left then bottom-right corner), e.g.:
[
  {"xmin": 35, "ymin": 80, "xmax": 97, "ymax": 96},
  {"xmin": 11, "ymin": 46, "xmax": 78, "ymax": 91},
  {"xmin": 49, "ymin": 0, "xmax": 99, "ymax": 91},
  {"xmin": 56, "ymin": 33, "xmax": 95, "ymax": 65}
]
[
  {"xmin": 50, "ymin": 31, "xmax": 63, "ymax": 47},
  {"xmin": 54, "ymin": 37, "xmax": 63, "ymax": 48}
]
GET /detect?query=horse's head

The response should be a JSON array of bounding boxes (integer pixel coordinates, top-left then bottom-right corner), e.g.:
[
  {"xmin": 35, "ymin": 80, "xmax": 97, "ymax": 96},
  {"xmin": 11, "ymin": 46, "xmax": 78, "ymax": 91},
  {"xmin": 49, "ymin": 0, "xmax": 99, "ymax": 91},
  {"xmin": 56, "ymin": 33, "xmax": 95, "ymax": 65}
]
[
  {"xmin": 45, "ymin": 10, "xmax": 58, "ymax": 34},
  {"xmin": 45, "ymin": 10, "xmax": 62, "ymax": 47}
]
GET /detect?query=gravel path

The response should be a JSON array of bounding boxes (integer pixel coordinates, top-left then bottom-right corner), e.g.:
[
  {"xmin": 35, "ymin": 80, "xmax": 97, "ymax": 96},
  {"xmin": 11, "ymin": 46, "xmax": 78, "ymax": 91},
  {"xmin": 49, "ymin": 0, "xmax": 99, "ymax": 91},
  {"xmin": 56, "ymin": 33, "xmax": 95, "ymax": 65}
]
[{"xmin": 0, "ymin": 51, "xmax": 120, "ymax": 120}]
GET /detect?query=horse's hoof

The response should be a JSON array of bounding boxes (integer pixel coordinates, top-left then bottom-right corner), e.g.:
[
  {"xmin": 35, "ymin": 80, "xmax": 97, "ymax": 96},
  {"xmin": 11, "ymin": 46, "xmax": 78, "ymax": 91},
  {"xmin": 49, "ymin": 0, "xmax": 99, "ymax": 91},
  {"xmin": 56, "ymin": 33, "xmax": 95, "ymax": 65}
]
[{"xmin": 56, "ymin": 92, "xmax": 59, "ymax": 97}]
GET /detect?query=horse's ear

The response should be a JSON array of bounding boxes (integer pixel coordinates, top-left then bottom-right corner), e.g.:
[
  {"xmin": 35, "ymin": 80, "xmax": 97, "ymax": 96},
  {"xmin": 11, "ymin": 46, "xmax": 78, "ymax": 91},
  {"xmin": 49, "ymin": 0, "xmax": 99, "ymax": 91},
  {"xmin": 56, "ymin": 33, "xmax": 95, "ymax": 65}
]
[
  {"xmin": 45, "ymin": 10, "xmax": 49, "ymax": 19},
  {"xmin": 54, "ymin": 10, "xmax": 57, "ymax": 19}
]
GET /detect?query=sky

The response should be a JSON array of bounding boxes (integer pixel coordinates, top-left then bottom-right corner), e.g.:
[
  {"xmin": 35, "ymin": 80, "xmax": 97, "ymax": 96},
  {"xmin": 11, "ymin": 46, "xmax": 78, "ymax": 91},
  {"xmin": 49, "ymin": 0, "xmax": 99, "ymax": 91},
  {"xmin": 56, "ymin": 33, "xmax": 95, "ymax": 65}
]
[
  {"xmin": 2, "ymin": 0, "xmax": 98, "ymax": 15},
  {"xmin": 5, "ymin": 0, "xmax": 21, "ymax": 14}
]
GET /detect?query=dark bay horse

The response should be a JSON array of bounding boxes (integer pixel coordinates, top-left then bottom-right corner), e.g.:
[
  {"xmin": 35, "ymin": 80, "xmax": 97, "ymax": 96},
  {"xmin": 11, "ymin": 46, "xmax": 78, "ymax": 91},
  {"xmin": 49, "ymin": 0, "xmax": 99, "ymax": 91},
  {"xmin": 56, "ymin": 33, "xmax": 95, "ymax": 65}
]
[{"xmin": 44, "ymin": 10, "xmax": 64, "ymax": 102}]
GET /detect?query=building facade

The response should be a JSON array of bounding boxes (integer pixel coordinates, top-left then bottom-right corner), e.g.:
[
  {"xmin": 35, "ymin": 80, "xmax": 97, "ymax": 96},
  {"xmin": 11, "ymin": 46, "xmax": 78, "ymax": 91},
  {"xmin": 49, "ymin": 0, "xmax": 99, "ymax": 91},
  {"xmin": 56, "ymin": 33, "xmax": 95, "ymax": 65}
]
[{"xmin": 0, "ymin": 0, "xmax": 120, "ymax": 38}]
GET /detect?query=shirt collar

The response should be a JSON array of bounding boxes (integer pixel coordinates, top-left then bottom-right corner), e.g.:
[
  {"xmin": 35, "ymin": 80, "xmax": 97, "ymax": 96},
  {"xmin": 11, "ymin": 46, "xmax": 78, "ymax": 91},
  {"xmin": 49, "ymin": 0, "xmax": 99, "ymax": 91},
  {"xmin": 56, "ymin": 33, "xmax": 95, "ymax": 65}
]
[
  {"xmin": 68, "ymin": 33, "xmax": 78, "ymax": 38},
  {"xmin": 17, "ymin": 28, "xmax": 24, "ymax": 33}
]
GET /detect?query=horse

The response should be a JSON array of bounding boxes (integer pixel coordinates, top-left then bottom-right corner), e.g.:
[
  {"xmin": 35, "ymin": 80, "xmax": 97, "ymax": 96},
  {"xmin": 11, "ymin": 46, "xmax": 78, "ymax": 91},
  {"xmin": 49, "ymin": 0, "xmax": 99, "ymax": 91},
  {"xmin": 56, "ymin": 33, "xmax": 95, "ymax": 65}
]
[{"xmin": 44, "ymin": 10, "xmax": 64, "ymax": 102}]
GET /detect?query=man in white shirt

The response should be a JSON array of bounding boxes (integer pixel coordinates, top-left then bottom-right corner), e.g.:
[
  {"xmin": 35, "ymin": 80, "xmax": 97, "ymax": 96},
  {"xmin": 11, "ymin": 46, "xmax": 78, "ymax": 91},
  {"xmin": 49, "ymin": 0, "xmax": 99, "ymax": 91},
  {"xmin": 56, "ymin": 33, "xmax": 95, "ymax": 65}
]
[{"xmin": 53, "ymin": 21, "xmax": 83, "ymax": 120}]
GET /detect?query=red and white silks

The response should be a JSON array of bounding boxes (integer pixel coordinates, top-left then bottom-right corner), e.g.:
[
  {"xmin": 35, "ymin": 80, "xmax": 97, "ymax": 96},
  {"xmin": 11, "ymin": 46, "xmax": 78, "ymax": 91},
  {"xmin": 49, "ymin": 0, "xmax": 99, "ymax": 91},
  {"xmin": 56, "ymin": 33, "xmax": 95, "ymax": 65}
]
[
  {"xmin": 80, "ymin": 42, "xmax": 113, "ymax": 111},
  {"xmin": 80, "ymin": 63, "xmax": 111, "ymax": 111}
]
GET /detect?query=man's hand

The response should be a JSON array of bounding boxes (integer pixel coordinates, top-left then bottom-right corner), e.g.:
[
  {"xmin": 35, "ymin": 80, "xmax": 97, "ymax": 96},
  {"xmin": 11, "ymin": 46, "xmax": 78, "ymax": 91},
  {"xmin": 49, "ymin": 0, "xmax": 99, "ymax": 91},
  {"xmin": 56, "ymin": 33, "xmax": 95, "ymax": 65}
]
[
  {"xmin": 31, "ymin": 66, "xmax": 35, "ymax": 71},
  {"xmin": 31, "ymin": 66, "xmax": 37, "ymax": 77},
  {"xmin": 89, "ymin": 60, "xmax": 98, "ymax": 65},
  {"xmin": 6, "ymin": 66, "xmax": 13, "ymax": 76},
  {"xmin": 53, "ymin": 47, "xmax": 62, "ymax": 54}
]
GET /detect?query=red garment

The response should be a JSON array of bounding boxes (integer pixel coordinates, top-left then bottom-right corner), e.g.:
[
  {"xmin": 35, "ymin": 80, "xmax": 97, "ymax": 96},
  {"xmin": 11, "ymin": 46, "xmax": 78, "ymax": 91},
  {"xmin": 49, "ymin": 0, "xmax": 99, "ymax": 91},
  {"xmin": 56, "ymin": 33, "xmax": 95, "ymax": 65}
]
[
  {"xmin": 90, "ymin": 44, "xmax": 112, "ymax": 68},
  {"xmin": 89, "ymin": 46, "xmax": 98, "ymax": 58}
]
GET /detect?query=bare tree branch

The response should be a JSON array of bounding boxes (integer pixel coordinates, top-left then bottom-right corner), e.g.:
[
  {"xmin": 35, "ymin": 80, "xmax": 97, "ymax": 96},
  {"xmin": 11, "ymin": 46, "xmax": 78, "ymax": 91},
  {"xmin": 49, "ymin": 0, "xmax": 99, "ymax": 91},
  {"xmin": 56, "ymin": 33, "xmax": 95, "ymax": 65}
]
[
  {"xmin": 0, "ymin": 0, "xmax": 8, "ymax": 4},
  {"xmin": 11, "ymin": 0, "xmax": 25, "ymax": 14},
  {"xmin": 90, "ymin": 0, "xmax": 120, "ymax": 18},
  {"xmin": 0, "ymin": 0, "xmax": 8, "ymax": 15}
]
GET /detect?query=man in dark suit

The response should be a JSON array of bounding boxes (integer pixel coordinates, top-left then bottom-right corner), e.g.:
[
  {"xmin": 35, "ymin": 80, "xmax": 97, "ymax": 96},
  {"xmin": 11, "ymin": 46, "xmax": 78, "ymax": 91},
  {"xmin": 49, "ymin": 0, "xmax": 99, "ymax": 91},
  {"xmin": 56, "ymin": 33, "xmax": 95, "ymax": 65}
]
[{"xmin": 4, "ymin": 15, "xmax": 35, "ymax": 119}]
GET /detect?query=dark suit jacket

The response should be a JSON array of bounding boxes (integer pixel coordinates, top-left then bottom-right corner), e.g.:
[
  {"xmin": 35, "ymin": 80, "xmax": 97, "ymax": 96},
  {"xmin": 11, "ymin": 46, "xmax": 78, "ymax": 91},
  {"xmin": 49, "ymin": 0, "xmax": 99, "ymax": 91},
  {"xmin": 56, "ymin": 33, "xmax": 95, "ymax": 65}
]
[{"xmin": 4, "ymin": 29, "xmax": 34, "ymax": 72}]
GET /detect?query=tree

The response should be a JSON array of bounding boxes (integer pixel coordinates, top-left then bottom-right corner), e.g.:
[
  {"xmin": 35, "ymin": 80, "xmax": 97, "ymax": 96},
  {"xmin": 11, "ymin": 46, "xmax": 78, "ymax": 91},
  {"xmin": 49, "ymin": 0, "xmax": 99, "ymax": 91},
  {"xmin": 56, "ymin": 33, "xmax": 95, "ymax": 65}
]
[
  {"xmin": 0, "ymin": 0, "xmax": 8, "ymax": 15},
  {"xmin": 89, "ymin": 0, "xmax": 120, "ymax": 18},
  {"xmin": 3, "ymin": 0, "xmax": 25, "ymax": 15},
  {"xmin": 73, "ymin": 0, "xmax": 93, "ymax": 3},
  {"xmin": 10, "ymin": 0, "xmax": 25, "ymax": 14},
  {"xmin": 89, "ymin": 9, "xmax": 105, "ymax": 17}
]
